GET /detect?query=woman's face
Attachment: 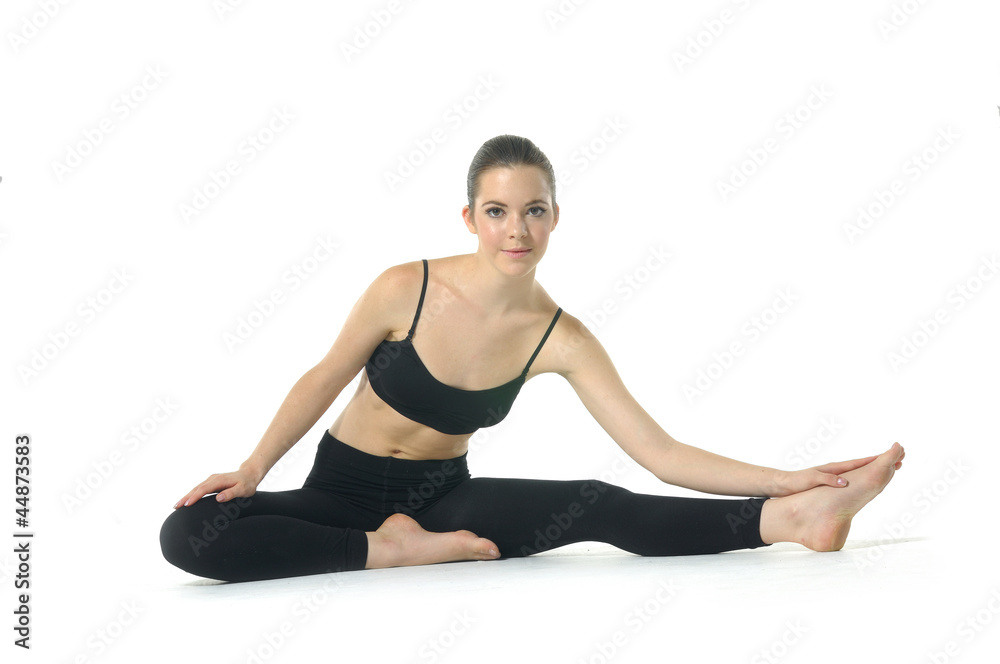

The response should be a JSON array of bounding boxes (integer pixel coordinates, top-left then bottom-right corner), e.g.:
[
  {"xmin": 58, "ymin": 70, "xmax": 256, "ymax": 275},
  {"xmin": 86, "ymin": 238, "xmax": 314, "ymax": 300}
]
[{"xmin": 462, "ymin": 165, "xmax": 559, "ymax": 276}]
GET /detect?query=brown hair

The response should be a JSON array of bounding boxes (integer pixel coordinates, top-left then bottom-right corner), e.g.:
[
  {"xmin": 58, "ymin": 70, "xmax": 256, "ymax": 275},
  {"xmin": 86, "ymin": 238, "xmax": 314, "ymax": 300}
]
[{"xmin": 466, "ymin": 135, "xmax": 557, "ymax": 214}]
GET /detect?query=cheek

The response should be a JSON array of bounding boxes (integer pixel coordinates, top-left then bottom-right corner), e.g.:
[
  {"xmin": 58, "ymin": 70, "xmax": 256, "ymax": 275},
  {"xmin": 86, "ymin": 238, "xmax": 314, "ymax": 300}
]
[
  {"xmin": 482, "ymin": 224, "xmax": 507, "ymax": 244},
  {"xmin": 530, "ymin": 224, "xmax": 552, "ymax": 245}
]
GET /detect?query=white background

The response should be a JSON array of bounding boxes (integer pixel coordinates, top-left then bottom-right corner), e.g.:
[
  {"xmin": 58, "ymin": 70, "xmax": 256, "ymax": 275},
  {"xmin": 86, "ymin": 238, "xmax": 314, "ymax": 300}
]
[{"xmin": 2, "ymin": 1, "xmax": 999, "ymax": 662}]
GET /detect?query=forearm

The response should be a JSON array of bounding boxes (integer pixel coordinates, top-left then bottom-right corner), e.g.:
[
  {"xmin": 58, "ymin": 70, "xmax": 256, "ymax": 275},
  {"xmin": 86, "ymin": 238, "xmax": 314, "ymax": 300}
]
[
  {"xmin": 240, "ymin": 366, "xmax": 341, "ymax": 483},
  {"xmin": 647, "ymin": 437, "xmax": 782, "ymax": 497}
]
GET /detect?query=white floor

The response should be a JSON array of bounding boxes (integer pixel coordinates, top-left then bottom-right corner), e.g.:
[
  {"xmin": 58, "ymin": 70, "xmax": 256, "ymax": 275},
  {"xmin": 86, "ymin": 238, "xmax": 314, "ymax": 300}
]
[{"xmin": 29, "ymin": 528, "xmax": 997, "ymax": 664}]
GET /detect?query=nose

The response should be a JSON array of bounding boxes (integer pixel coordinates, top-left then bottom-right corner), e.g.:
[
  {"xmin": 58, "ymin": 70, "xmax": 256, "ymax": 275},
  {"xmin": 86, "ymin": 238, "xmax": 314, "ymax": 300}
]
[{"xmin": 507, "ymin": 214, "xmax": 527, "ymax": 238}]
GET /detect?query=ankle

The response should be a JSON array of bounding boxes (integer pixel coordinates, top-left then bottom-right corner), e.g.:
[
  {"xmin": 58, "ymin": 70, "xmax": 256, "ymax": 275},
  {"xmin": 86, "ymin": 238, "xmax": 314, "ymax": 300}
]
[
  {"xmin": 364, "ymin": 530, "xmax": 398, "ymax": 569},
  {"xmin": 758, "ymin": 496, "xmax": 791, "ymax": 546}
]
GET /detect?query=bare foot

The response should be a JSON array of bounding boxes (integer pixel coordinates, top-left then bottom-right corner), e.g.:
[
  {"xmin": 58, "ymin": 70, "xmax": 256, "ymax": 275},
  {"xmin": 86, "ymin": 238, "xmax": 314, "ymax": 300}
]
[
  {"xmin": 760, "ymin": 442, "xmax": 905, "ymax": 551},
  {"xmin": 364, "ymin": 513, "xmax": 500, "ymax": 569}
]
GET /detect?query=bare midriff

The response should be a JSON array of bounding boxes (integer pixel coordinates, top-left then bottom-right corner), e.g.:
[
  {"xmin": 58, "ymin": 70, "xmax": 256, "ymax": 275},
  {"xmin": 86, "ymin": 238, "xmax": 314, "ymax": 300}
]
[{"xmin": 327, "ymin": 369, "xmax": 472, "ymax": 460}]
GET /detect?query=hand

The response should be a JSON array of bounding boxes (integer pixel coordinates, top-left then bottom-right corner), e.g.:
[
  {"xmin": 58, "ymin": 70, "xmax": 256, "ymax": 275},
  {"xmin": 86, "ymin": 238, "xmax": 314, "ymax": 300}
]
[
  {"xmin": 173, "ymin": 467, "xmax": 261, "ymax": 509},
  {"xmin": 770, "ymin": 448, "xmax": 906, "ymax": 497}
]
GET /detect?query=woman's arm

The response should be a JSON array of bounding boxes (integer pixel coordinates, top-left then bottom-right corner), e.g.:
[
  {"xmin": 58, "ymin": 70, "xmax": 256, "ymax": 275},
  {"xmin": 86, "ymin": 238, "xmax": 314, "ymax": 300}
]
[
  {"xmin": 174, "ymin": 263, "xmax": 416, "ymax": 507},
  {"xmin": 553, "ymin": 313, "xmax": 869, "ymax": 497},
  {"xmin": 236, "ymin": 365, "xmax": 354, "ymax": 486}
]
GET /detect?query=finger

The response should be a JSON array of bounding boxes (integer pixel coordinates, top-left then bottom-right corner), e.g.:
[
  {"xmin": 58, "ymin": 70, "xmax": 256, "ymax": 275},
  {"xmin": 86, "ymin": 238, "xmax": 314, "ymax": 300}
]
[
  {"xmin": 175, "ymin": 488, "xmax": 206, "ymax": 509},
  {"xmin": 217, "ymin": 482, "xmax": 246, "ymax": 503},
  {"xmin": 813, "ymin": 455, "xmax": 878, "ymax": 475},
  {"xmin": 175, "ymin": 477, "xmax": 229, "ymax": 508},
  {"xmin": 216, "ymin": 486, "xmax": 240, "ymax": 502},
  {"xmin": 820, "ymin": 471, "xmax": 848, "ymax": 488},
  {"xmin": 174, "ymin": 487, "xmax": 203, "ymax": 508}
]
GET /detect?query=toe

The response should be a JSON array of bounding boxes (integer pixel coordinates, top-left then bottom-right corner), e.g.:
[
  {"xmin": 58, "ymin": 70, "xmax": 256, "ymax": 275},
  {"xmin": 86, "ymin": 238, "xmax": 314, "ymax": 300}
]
[
  {"xmin": 883, "ymin": 442, "xmax": 904, "ymax": 467},
  {"xmin": 478, "ymin": 537, "xmax": 499, "ymax": 558}
]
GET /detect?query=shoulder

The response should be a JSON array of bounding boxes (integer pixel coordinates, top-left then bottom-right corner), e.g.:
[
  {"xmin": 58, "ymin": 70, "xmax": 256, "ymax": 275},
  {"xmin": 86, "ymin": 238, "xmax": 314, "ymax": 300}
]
[
  {"xmin": 341, "ymin": 260, "xmax": 427, "ymax": 339},
  {"xmin": 364, "ymin": 259, "xmax": 426, "ymax": 307},
  {"xmin": 373, "ymin": 259, "xmax": 425, "ymax": 290},
  {"xmin": 532, "ymin": 308, "xmax": 609, "ymax": 379}
]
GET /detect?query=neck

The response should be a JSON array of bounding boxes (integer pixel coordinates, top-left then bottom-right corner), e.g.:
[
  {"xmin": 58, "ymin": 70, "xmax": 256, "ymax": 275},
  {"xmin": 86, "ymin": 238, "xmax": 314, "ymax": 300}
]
[{"xmin": 462, "ymin": 251, "xmax": 537, "ymax": 314}]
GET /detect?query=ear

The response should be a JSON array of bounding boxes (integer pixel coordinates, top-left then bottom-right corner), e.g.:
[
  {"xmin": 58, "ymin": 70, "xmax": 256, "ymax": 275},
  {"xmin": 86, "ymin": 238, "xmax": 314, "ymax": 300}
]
[
  {"xmin": 462, "ymin": 205, "xmax": 478, "ymax": 234},
  {"xmin": 551, "ymin": 204, "xmax": 559, "ymax": 232}
]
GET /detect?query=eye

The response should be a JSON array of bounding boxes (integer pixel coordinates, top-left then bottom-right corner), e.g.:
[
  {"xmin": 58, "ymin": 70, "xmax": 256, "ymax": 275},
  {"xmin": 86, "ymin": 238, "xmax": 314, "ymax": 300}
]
[{"xmin": 485, "ymin": 206, "xmax": 546, "ymax": 218}]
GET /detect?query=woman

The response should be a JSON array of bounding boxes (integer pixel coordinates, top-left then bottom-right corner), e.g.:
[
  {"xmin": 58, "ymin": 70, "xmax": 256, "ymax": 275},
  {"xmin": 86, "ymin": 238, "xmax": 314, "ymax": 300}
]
[{"xmin": 160, "ymin": 135, "xmax": 905, "ymax": 583}]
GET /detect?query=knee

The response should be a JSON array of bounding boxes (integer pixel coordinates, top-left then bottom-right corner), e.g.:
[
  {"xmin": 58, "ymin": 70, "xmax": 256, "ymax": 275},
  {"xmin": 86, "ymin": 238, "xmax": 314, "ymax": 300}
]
[
  {"xmin": 159, "ymin": 503, "xmax": 215, "ymax": 574},
  {"xmin": 578, "ymin": 479, "xmax": 629, "ymax": 504},
  {"xmin": 159, "ymin": 508, "xmax": 194, "ymax": 572},
  {"xmin": 158, "ymin": 497, "xmax": 234, "ymax": 575}
]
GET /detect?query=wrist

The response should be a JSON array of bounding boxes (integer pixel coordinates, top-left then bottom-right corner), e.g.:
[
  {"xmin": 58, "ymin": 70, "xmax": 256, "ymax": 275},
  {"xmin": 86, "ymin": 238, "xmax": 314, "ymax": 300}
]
[
  {"xmin": 763, "ymin": 468, "xmax": 788, "ymax": 497},
  {"xmin": 239, "ymin": 458, "xmax": 267, "ymax": 484}
]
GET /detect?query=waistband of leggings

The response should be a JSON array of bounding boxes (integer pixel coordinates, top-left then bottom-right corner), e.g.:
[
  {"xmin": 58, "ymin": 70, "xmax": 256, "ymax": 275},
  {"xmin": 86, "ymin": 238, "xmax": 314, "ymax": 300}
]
[{"xmin": 313, "ymin": 430, "xmax": 470, "ymax": 482}]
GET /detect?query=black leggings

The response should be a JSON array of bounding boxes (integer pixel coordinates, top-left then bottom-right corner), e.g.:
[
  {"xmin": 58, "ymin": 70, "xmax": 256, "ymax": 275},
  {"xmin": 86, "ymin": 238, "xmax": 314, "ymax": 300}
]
[{"xmin": 159, "ymin": 431, "xmax": 771, "ymax": 582}]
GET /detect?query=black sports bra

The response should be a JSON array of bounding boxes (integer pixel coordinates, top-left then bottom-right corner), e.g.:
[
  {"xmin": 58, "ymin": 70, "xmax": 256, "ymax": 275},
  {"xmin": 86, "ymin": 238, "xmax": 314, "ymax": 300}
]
[{"xmin": 365, "ymin": 259, "xmax": 562, "ymax": 435}]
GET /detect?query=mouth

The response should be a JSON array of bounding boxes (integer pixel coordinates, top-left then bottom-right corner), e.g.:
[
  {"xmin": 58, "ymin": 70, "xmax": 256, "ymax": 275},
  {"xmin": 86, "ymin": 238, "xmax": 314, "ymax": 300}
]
[{"xmin": 502, "ymin": 248, "xmax": 532, "ymax": 258}]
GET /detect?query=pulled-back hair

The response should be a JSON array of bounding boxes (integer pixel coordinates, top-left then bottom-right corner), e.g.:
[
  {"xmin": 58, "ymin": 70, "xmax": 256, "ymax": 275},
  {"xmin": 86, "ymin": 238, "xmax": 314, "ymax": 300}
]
[{"xmin": 466, "ymin": 135, "xmax": 557, "ymax": 212}]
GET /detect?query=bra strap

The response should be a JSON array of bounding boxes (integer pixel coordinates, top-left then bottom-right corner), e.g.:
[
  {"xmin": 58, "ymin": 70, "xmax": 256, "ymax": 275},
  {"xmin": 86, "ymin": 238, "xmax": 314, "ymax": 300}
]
[
  {"xmin": 406, "ymin": 259, "xmax": 429, "ymax": 340},
  {"xmin": 521, "ymin": 308, "xmax": 562, "ymax": 377}
]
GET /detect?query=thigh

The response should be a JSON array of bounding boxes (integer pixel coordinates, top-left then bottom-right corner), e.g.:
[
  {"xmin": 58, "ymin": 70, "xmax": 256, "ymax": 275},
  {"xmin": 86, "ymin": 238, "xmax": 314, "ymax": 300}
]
[
  {"xmin": 159, "ymin": 487, "xmax": 380, "ymax": 582},
  {"xmin": 163, "ymin": 487, "xmax": 385, "ymax": 535}
]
